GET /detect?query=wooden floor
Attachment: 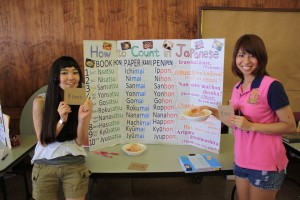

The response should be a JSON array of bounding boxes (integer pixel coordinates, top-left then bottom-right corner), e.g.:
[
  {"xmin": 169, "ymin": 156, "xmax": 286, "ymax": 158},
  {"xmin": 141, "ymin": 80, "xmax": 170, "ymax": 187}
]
[{"xmin": 2, "ymin": 158, "xmax": 300, "ymax": 200}]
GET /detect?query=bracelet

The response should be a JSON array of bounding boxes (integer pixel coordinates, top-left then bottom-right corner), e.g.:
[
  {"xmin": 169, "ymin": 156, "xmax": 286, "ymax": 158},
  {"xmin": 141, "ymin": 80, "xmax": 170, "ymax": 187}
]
[{"xmin": 59, "ymin": 119, "xmax": 65, "ymax": 125}]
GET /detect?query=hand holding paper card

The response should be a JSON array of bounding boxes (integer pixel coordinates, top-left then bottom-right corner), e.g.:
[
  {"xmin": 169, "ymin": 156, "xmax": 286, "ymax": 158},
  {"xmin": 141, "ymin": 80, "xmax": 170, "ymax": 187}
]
[
  {"xmin": 218, "ymin": 105, "xmax": 234, "ymax": 125},
  {"xmin": 64, "ymin": 88, "xmax": 86, "ymax": 105}
]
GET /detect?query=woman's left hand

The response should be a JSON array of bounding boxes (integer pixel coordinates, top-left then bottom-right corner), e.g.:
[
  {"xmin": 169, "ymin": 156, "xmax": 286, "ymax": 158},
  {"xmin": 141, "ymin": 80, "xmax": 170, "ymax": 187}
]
[{"xmin": 229, "ymin": 115, "xmax": 252, "ymax": 131}]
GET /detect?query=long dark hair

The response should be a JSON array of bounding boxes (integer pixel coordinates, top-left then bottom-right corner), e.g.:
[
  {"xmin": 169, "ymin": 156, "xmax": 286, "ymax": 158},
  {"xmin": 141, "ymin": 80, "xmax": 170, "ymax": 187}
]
[
  {"xmin": 232, "ymin": 34, "xmax": 269, "ymax": 79},
  {"xmin": 40, "ymin": 56, "xmax": 83, "ymax": 145}
]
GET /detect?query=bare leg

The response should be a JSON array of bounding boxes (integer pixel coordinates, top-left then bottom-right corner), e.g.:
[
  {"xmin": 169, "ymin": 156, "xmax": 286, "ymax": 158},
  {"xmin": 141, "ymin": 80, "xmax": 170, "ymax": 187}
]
[
  {"xmin": 66, "ymin": 196, "xmax": 85, "ymax": 200},
  {"xmin": 236, "ymin": 176, "xmax": 250, "ymax": 200},
  {"xmin": 249, "ymin": 184, "xmax": 277, "ymax": 200}
]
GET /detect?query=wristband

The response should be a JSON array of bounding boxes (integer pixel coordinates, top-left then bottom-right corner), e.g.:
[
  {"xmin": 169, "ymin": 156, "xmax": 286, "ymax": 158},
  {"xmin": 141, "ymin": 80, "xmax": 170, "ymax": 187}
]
[{"xmin": 59, "ymin": 119, "xmax": 65, "ymax": 125}]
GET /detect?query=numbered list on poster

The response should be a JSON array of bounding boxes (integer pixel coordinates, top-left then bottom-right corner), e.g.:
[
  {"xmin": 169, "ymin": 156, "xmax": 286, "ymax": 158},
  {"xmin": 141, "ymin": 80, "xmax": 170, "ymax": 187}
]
[{"xmin": 84, "ymin": 39, "xmax": 225, "ymax": 153}]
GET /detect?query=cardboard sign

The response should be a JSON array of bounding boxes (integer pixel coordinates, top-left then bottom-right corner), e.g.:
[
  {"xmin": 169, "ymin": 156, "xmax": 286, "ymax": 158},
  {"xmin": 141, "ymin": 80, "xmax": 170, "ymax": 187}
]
[
  {"xmin": 218, "ymin": 105, "xmax": 234, "ymax": 125},
  {"xmin": 128, "ymin": 163, "xmax": 148, "ymax": 171},
  {"xmin": 64, "ymin": 88, "xmax": 86, "ymax": 105}
]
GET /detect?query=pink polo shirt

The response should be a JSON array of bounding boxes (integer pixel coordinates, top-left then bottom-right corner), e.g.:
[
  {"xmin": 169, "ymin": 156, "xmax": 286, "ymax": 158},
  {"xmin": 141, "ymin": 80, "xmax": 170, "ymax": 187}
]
[{"xmin": 231, "ymin": 76, "xmax": 288, "ymax": 172}]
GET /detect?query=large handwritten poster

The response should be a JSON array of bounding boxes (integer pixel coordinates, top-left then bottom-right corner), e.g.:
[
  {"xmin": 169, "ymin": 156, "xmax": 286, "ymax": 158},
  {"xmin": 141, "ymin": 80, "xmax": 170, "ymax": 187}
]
[{"xmin": 83, "ymin": 39, "xmax": 225, "ymax": 153}]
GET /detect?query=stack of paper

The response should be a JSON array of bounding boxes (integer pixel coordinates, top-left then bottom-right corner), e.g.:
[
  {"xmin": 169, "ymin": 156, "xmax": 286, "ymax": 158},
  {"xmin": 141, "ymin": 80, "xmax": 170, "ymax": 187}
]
[
  {"xmin": 179, "ymin": 154, "xmax": 221, "ymax": 173},
  {"xmin": 282, "ymin": 133, "xmax": 300, "ymax": 143},
  {"xmin": 0, "ymin": 113, "xmax": 11, "ymax": 149}
]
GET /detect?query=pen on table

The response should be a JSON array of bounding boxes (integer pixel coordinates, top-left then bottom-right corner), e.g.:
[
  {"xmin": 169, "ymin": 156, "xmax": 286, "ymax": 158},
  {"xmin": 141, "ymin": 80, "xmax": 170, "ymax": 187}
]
[
  {"xmin": 108, "ymin": 152, "xmax": 119, "ymax": 155},
  {"xmin": 2, "ymin": 153, "xmax": 8, "ymax": 160},
  {"xmin": 100, "ymin": 153, "xmax": 113, "ymax": 158},
  {"xmin": 93, "ymin": 151, "xmax": 119, "ymax": 158},
  {"xmin": 96, "ymin": 151, "xmax": 119, "ymax": 155}
]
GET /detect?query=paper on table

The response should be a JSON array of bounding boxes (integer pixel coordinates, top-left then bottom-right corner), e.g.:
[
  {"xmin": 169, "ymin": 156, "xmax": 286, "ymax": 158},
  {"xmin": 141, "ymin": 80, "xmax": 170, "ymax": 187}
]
[{"xmin": 128, "ymin": 163, "xmax": 148, "ymax": 171}]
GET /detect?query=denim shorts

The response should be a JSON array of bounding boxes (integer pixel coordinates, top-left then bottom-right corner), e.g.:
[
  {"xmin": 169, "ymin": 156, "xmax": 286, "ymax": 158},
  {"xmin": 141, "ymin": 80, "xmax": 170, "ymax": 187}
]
[
  {"xmin": 32, "ymin": 162, "xmax": 91, "ymax": 199},
  {"xmin": 233, "ymin": 163, "xmax": 286, "ymax": 190}
]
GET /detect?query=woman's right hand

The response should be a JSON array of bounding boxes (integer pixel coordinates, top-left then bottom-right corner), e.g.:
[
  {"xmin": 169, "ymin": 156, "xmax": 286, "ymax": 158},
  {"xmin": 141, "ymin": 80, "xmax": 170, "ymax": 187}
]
[
  {"xmin": 57, "ymin": 101, "xmax": 71, "ymax": 122},
  {"xmin": 198, "ymin": 106, "xmax": 219, "ymax": 119}
]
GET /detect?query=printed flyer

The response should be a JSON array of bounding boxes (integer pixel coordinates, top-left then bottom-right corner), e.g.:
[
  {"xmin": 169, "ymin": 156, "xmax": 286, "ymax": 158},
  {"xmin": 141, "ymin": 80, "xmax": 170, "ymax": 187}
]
[{"xmin": 83, "ymin": 39, "xmax": 225, "ymax": 153}]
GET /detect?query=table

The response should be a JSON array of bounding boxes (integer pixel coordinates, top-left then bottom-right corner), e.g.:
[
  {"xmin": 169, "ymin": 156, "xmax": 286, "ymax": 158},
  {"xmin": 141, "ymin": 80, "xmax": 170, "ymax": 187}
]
[
  {"xmin": 86, "ymin": 134, "xmax": 234, "ymax": 176},
  {"xmin": 0, "ymin": 135, "xmax": 36, "ymax": 200},
  {"xmin": 86, "ymin": 134, "xmax": 234, "ymax": 198},
  {"xmin": 285, "ymin": 142, "xmax": 300, "ymax": 154},
  {"xmin": 283, "ymin": 140, "xmax": 300, "ymax": 193}
]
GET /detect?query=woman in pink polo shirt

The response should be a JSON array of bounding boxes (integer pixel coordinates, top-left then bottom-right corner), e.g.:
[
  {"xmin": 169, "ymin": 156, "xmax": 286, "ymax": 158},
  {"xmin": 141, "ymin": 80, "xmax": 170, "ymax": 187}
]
[{"xmin": 202, "ymin": 34, "xmax": 296, "ymax": 200}]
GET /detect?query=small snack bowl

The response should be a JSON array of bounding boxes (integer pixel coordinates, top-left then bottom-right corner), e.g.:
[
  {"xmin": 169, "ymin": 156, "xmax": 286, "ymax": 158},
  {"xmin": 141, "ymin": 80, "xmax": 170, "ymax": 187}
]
[
  {"xmin": 183, "ymin": 108, "xmax": 212, "ymax": 122},
  {"xmin": 122, "ymin": 143, "xmax": 147, "ymax": 156}
]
